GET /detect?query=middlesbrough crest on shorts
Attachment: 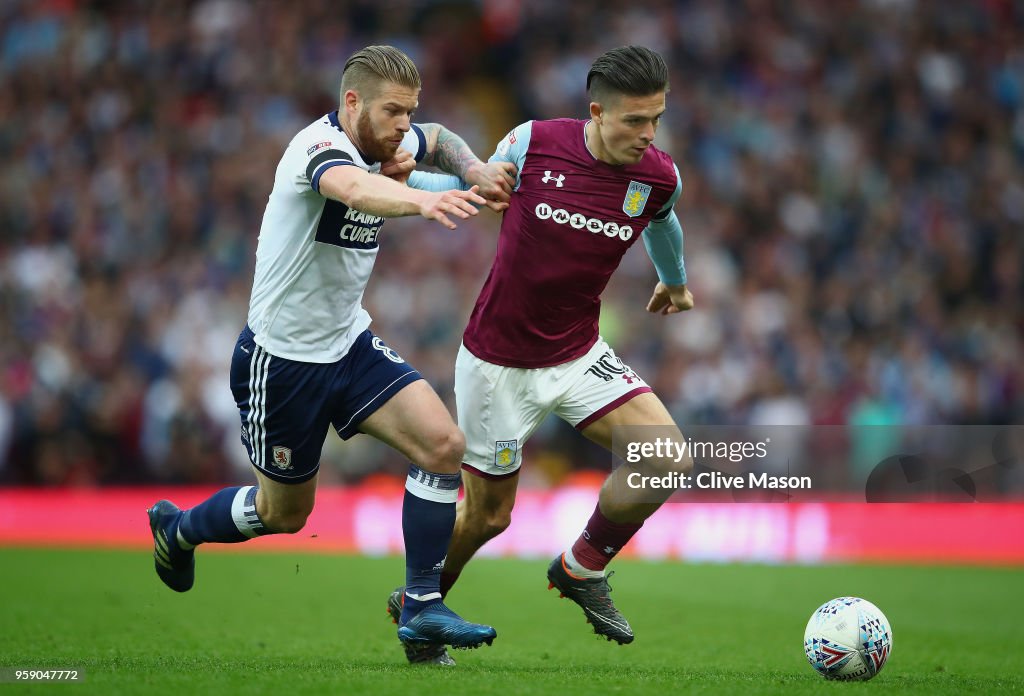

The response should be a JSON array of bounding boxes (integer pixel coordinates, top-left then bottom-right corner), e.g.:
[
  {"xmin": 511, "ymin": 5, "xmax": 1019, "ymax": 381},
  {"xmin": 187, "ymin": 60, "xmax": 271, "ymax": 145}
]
[
  {"xmin": 271, "ymin": 445, "xmax": 293, "ymax": 470},
  {"xmin": 623, "ymin": 181, "xmax": 652, "ymax": 217}
]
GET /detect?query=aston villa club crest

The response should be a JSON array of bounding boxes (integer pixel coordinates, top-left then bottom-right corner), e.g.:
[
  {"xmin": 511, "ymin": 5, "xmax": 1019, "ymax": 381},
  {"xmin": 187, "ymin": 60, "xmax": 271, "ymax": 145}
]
[
  {"xmin": 622, "ymin": 180, "xmax": 652, "ymax": 217},
  {"xmin": 494, "ymin": 440, "xmax": 518, "ymax": 468}
]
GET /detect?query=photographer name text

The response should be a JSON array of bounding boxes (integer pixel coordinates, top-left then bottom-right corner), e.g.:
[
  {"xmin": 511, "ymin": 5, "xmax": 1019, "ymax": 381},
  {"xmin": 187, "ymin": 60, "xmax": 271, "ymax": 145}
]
[{"xmin": 626, "ymin": 471, "xmax": 812, "ymax": 490}]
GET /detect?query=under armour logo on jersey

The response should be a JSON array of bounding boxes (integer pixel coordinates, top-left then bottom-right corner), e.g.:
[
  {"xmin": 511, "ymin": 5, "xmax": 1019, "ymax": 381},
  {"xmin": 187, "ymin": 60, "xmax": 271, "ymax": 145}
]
[{"xmin": 541, "ymin": 171, "xmax": 565, "ymax": 187}]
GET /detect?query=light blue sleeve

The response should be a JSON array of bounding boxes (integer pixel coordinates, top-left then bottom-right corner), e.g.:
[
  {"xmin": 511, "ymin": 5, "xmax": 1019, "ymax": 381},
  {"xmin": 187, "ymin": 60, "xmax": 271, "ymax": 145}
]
[
  {"xmin": 406, "ymin": 121, "xmax": 534, "ymax": 193},
  {"xmin": 488, "ymin": 121, "xmax": 532, "ymax": 190},
  {"xmin": 407, "ymin": 170, "xmax": 468, "ymax": 192},
  {"xmin": 642, "ymin": 164, "xmax": 687, "ymax": 285}
]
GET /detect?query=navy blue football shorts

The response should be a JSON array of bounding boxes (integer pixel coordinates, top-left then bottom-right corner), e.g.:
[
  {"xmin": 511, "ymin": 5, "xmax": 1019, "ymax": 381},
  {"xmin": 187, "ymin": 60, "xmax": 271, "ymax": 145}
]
[{"xmin": 230, "ymin": 325, "xmax": 422, "ymax": 484}]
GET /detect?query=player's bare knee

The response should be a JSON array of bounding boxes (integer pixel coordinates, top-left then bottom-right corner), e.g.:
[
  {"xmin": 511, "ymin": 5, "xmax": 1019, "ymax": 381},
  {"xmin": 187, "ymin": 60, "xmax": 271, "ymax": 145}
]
[
  {"xmin": 439, "ymin": 427, "xmax": 466, "ymax": 468},
  {"xmin": 416, "ymin": 427, "xmax": 465, "ymax": 474},
  {"xmin": 256, "ymin": 492, "xmax": 314, "ymax": 534},
  {"xmin": 260, "ymin": 508, "xmax": 310, "ymax": 534},
  {"xmin": 645, "ymin": 453, "xmax": 694, "ymax": 477}
]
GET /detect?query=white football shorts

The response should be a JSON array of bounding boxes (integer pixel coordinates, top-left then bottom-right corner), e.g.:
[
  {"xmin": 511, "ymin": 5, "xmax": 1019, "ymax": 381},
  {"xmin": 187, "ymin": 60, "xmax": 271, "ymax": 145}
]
[{"xmin": 454, "ymin": 337, "xmax": 652, "ymax": 478}]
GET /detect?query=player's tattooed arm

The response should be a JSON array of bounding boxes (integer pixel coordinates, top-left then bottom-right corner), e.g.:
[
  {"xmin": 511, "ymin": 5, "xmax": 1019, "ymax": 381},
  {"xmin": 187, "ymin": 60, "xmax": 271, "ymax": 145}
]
[
  {"xmin": 418, "ymin": 123, "xmax": 477, "ymax": 177},
  {"xmin": 417, "ymin": 123, "xmax": 516, "ymax": 208}
]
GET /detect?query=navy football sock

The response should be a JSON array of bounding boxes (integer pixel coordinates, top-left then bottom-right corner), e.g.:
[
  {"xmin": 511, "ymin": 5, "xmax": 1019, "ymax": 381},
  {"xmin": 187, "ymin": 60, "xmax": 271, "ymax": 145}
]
[
  {"xmin": 178, "ymin": 486, "xmax": 268, "ymax": 546},
  {"xmin": 400, "ymin": 465, "xmax": 460, "ymax": 623}
]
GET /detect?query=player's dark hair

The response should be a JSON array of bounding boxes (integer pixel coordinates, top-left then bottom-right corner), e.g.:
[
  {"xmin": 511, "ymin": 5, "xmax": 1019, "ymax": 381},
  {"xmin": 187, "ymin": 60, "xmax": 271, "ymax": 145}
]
[
  {"xmin": 340, "ymin": 45, "xmax": 421, "ymax": 102},
  {"xmin": 587, "ymin": 46, "xmax": 669, "ymax": 103}
]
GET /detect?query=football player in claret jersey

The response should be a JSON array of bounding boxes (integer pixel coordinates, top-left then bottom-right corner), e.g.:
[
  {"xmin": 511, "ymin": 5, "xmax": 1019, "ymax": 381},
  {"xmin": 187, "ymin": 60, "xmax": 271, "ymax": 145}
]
[
  {"xmin": 145, "ymin": 46, "xmax": 517, "ymax": 662},
  {"xmin": 393, "ymin": 46, "xmax": 695, "ymax": 656}
]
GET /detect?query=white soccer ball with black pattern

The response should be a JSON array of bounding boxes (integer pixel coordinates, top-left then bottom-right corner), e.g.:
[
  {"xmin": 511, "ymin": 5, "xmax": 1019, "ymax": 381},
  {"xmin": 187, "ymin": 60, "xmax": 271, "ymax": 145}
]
[{"xmin": 803, "ymin": 597, "xmax": 893, "ymax": 681}]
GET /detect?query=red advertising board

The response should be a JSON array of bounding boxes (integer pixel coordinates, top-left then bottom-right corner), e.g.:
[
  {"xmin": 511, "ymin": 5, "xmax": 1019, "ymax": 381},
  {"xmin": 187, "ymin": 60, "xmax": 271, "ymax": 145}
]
[{"xmin": 1, "ymin": 485, "xmax": 1022, "ymax": 564}]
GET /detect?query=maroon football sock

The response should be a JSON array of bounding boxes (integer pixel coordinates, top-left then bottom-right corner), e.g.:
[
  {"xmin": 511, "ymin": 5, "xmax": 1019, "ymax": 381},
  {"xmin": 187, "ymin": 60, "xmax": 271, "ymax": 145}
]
[{"xmin": 569, "ymin": 503, "xmax": 643, "ymax": 572}]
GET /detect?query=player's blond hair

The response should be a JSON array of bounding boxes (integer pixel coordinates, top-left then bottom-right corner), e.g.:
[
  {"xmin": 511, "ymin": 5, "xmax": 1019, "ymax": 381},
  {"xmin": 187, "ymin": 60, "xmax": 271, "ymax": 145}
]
[{"xmin": 340, "ymin": 45, "xmax": 421, "ymax": 102}]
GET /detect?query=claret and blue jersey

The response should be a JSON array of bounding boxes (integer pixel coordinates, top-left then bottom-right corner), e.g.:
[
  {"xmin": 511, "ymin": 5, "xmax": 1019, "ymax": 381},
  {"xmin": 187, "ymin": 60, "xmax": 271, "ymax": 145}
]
[{"xmin": 457, "ymin": 118, "xmax": 687, "ymax": 368}]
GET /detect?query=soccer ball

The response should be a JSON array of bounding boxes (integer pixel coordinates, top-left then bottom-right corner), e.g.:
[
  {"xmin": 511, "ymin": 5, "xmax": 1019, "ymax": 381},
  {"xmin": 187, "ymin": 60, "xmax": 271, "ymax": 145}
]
[{"xmin": 803, "ymin": 597, "xmax": 893, "ymax": 681}]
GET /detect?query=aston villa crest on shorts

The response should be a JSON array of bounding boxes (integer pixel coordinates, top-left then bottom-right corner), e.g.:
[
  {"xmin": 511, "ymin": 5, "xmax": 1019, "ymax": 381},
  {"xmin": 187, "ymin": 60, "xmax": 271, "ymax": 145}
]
[
  {"xmin": 494, "ymin": 440, "xmax": 518, "ymax": 468},
  {"xmin": 623, "ymin": 180, "xmax": 652, "ymax": 218}
]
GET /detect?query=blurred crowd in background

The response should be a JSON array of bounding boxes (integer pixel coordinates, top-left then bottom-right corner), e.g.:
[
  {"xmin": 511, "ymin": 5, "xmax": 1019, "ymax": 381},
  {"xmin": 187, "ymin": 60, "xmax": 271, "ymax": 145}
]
[{"xmin": 0, "ymin": 0, "xmax": 1021, "ymax": 488}]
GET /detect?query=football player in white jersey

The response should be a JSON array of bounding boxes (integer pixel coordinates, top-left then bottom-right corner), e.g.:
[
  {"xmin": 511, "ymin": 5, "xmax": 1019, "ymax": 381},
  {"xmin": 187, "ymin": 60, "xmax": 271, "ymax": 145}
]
[{"xmin": 146, "ymin": 46, "xmax": 516, "ymax": 664}]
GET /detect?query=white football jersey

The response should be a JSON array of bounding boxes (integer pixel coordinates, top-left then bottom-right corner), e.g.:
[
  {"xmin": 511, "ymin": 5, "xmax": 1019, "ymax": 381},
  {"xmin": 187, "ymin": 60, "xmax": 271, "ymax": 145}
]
[{"xmin": 247, "ymin": 111, "xmax": 426, "ymax": 362}]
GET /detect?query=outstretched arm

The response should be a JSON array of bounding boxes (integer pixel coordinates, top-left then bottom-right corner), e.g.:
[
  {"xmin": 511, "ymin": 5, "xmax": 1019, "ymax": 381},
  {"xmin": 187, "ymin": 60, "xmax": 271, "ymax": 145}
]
[
  {"xmin": 318, "ymin": 164, "xmax": 485, "ymax": 230},
  {"xmin": 417, "ymin": 123, "xmax": 516, "ymax": 206}
]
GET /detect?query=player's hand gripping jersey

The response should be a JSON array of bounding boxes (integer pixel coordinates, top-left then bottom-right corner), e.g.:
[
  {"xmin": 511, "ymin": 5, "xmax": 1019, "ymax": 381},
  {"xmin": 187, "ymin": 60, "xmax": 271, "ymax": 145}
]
[
  {"xmin": 247, "ymin": 111, "xmax": 427, "ymax": 363},
  {"xmin": 462, "ymin": 119, "xmax": 684, "ymax": 368}
]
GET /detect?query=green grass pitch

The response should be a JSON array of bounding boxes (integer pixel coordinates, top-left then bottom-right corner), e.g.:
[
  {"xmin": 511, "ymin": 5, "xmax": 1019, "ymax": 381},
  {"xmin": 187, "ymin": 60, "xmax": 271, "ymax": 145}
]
[{"xmin": 1, "ymin": 548, "xmax": 1022, "ymax": 694}]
